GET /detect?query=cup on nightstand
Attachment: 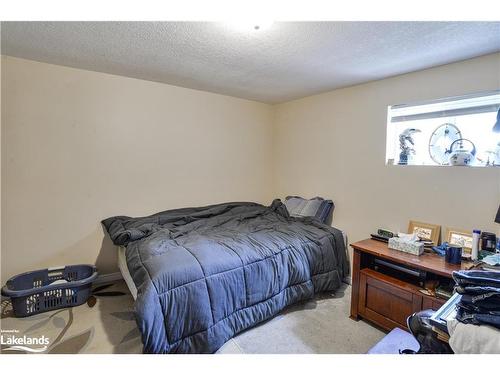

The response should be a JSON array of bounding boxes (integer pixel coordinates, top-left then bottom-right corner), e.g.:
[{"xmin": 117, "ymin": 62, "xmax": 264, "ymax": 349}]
[{"xmin": 445, "ymin": 246, "xmax": 462, "ymax": 265}]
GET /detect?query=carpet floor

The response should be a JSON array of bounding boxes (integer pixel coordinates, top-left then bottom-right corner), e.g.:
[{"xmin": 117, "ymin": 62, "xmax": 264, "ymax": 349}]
[{"xmin": 0, "ymin": 281, "xmax": 385, "ymax": 354}]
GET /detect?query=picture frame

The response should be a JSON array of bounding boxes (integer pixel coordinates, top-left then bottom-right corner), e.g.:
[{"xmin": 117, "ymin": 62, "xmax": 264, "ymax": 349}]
[
  {"xmin": 445, "ymin": 228, "xmax": 473, "ymax": 257},
  {"xmin": 408, "ymin": 220, "xmax": 441, "ymax": 246}
]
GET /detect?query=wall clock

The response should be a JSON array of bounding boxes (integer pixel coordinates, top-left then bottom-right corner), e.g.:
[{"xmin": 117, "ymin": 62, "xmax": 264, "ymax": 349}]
[{"xmin": 428, "ymin": 123, "xmax": 462, "ymax": 165}]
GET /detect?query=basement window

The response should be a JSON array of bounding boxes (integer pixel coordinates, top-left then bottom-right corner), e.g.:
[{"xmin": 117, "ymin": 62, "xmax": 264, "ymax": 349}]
[{"xmin": 386, "ymin": 91, "xmax": 500, "ymax": 167}]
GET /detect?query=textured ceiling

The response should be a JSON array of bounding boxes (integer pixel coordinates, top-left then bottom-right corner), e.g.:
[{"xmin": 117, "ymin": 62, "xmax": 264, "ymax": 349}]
[{"xmin": 1, "ymin": 22, "xmax": 500, "ymax": 103}]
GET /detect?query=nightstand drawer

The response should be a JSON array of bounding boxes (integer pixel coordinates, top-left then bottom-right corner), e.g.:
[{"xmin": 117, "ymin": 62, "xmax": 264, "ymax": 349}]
[
  {"xmin": 358, "ymin": 268, "xmax": 422, "ymax": 331},
  {"xmin": 422, "ymin": 296, "xmax": 446, "ymax": 310}
]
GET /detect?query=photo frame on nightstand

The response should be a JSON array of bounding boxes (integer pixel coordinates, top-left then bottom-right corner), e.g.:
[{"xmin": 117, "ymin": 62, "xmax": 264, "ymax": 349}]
[
  {"xmin": 408, "ymin": 220, "xmax": 441, "ymax": 246},
  {"xmin": 445, "ymin": 228, "xmax": 473, "ymax": 258}
]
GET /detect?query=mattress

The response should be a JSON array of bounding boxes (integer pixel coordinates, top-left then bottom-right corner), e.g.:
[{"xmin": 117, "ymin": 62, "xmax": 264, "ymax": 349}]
[{"xmin": 117, "ymin": 245, "xmax": 137, "ymax": 300}]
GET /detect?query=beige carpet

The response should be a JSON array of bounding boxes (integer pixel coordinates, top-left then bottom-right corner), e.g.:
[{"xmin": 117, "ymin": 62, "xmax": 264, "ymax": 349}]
[{"xmin": 0, "ymin": 281, "xmax": 385, "ymax": 354}]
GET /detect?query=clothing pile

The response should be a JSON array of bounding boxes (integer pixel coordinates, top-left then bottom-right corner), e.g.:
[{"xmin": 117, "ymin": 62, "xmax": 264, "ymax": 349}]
[{"xmin": 453, "ymin": 270, "xmax": 500, "ymax": 329}]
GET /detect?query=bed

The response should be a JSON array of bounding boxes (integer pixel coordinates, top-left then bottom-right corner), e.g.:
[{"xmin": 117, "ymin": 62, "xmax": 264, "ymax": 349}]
[{"xmin": 103, "ymin": 200, "xmax": 349, "ymax": 353}]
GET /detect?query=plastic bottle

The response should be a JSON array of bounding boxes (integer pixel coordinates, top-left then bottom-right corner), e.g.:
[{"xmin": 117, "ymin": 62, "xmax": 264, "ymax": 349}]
[{"xmin": 471, "ymin": 229, "xmax": 481, "ymax": 261}]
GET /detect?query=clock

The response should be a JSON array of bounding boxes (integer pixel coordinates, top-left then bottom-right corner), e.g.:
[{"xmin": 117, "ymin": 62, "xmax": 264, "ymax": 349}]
[{"xmin": 428, "ymin": 123, "xmax": 462, "ymax": 165}]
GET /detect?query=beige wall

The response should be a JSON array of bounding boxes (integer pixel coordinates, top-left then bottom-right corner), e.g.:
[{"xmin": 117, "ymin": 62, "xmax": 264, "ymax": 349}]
[
  {"xmin": 1, "ymin": 56, "xmax": 274, "ymax": 283},
  {"xmin": 2, "ymin": 53, "xmax": 500, "ymax": 284},
  {"xmin": 273, "ymin": 53, "xmax": 500, "ymax": 259}
]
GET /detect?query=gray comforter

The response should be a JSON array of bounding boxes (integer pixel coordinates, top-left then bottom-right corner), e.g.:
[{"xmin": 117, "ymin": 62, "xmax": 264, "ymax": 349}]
[{"xmin": 102, "ymin": 200, "xmax": 348, "ymax": 353}]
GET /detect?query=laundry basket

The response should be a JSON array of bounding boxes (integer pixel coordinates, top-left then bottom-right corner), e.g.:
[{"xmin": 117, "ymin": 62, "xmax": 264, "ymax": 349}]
[{"xmin": 1, "ymin": 265, "xmax": 98, "ymax": 317}]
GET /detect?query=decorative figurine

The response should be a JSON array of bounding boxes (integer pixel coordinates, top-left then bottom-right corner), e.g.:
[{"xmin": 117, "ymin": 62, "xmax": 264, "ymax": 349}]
[{"xmin": 398, "ymin": 128, "xmax": 421, "ymax": 165}]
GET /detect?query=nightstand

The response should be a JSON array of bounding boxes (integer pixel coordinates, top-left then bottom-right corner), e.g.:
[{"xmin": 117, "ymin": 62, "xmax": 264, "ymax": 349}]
[{"xmin": 349, "ymin": 239, "xmax": 472, "ymax": 332}]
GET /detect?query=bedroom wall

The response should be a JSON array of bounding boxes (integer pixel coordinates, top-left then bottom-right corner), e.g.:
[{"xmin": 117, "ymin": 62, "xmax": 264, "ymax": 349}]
[
  {"xmin": 2, "ymin": 53, "xmax": 500, "ymax": 284},
  {"xmin": 273, "ymin": 52, "xmax": 500, "ymax": 261},
  {"xmin": 1, "ymin": 56, "xmax": 274, "ymax": 283}
]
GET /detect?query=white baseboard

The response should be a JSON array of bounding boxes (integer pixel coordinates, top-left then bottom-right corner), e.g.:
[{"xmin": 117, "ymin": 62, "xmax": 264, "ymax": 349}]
[{"xmin": 95, "ymin": 272, "xmax": 123, "ymax": 285}]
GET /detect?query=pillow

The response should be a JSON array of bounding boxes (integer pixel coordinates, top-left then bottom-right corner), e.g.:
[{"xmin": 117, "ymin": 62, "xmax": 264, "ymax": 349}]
[{"xmin": 284, "ymin": 196, "xmax": 334, "ymax": 223}]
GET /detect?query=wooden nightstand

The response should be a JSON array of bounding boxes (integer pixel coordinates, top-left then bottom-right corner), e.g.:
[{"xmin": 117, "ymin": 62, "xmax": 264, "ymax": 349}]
[{"xmin": 350, "ymin": 239, "xmax": 472, "ymax": 332}]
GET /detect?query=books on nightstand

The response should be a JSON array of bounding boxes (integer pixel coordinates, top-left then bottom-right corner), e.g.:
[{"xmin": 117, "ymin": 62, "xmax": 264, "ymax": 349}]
[{"xmin": 435, "ymin": 285, "xmax": 453, "ymax": 300}]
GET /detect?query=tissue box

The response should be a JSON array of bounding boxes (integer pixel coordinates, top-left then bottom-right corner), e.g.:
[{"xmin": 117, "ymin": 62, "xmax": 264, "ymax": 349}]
[{"xmin": 388, "ymin": 237, "xmax": 424, "ymax": 256}]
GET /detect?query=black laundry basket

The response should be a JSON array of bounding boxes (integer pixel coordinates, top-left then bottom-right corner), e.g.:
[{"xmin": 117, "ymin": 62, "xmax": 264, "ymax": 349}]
[{"xmin": 1, "ymin": 265, "xmax": 98, "ymax": 317}]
